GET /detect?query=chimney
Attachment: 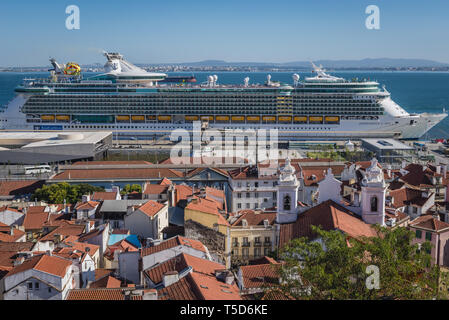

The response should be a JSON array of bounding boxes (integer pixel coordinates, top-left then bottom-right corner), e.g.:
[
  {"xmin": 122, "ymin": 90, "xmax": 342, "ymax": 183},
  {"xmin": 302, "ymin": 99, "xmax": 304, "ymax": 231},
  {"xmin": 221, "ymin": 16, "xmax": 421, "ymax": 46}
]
[
  {"xmin": 162, "ymin": 271, "xmax": 179, "ymax": 287},
  {"xmin": 436, "ymin": 165, "xmax": 442, "ymax": 175},
  {"xmin": 82, "ymin": 194, "xmax": 90, "ymax": 203},
  {"xmin": 46, "ymin": 250, "xmax": 52, "ymax": 256},
  {"xmin": 215, "ymin": 269, "xmax": 235, "ymax": 285},
  {"xmin": 143, "ymin": 289, "xmax": 158, "ymax": 300}
]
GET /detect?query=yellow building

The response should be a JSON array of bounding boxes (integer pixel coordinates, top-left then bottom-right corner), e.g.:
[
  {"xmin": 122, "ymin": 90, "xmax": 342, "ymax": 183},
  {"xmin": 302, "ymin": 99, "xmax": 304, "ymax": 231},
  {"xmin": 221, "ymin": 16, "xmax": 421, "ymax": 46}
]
[{"xmin": 229, "ymin": 210, "xmax": 277, "ymax": 266}]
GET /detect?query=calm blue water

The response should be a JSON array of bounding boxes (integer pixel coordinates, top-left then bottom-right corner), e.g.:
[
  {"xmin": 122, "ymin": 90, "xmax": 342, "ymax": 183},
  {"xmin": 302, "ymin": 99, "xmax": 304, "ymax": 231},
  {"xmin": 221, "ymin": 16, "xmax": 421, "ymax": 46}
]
[{"xmin": 1, "ymin": 71, "xmax": 449, "ymax": 138}]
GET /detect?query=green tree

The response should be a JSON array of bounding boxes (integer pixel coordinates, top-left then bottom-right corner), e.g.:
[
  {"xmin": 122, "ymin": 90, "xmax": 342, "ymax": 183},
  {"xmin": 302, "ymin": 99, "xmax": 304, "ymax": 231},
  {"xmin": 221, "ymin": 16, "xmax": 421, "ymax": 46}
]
[
  {"xmin": 277, "ymin": 226, "xmax": 448, "ymax": 300},
  {"xmin": 120, "ymin": 184, "xmax": 142, "ymax": 196},
  {"xmin": 32, "ymin": 183, "xmax": 104, "ymax": 204}
]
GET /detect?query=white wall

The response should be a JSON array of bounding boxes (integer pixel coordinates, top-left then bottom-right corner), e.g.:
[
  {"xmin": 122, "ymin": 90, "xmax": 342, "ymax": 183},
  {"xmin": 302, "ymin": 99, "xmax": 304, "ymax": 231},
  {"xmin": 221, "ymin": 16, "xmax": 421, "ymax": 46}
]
[{"xmin": 0, "ymin": 210, "xmax": 24, "ymax": 226}]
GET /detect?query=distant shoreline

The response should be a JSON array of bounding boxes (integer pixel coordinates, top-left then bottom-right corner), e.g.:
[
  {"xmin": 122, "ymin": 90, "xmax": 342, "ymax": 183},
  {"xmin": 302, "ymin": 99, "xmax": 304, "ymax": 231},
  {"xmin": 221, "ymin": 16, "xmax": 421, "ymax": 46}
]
[{"xmin": 1, "ymin": 68, "xmax": 449, "ymax": 73}]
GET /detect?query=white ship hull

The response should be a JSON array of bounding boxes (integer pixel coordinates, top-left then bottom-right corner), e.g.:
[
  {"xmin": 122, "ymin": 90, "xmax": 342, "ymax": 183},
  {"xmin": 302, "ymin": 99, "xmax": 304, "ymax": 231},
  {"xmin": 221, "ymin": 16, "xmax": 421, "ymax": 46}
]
[{"xmin": 0, "ymin": 95, "xmax": 445, "ymax": 140}]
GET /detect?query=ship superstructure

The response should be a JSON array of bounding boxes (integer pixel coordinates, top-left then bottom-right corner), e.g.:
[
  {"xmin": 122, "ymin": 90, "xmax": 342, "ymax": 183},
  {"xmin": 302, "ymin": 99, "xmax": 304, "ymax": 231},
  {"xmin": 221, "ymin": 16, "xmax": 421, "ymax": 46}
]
[{"xmin": 0, "ymin": 53, "xmax": 446, "ymax": 139}]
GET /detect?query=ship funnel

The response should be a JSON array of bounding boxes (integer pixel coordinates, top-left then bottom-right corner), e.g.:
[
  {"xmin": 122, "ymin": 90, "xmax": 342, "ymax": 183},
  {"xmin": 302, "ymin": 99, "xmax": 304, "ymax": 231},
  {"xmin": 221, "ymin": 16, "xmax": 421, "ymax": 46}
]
[
  {"xmin": 244, "ymin": 77, "xmax": 250, "ymax": 87},
  {"xmin": 213, "ymin": 74, "xmax": 218, "ymax": 86},
  {"xmin": 267, "ymin": 74, "xmax": 271, "ymax": 85},
  {"xmin": 292, "ymin": 73, "xmax": 300, "ymax": 86},
  {"xmin": 208, "ymin": 75, "xmax": 214, "ymax": 87}
]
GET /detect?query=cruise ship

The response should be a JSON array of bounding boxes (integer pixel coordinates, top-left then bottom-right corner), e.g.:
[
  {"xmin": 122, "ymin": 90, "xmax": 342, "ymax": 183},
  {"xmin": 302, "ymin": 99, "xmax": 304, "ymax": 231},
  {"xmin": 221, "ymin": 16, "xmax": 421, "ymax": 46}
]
[{"xmin": 0, "ymin": 52, "xmax": 446, "ymax": 139}]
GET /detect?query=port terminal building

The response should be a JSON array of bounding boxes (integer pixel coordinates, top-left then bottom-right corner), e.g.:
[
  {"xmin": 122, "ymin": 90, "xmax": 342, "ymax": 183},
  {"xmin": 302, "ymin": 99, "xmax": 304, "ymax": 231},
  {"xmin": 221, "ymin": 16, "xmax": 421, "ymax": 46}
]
[
  {"xmin": 361, "ymin": 138, "xmax": 414, "ymax": 164},
  {"xmin": 0, "ymin": 131, "xmax": 112, "ymax": 164}
]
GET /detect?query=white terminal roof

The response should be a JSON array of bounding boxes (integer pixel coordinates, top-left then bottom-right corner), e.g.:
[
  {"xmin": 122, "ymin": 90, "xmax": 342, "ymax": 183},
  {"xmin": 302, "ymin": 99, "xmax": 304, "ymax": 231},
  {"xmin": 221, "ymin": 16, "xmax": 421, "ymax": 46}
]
[
  {"xmin": 361, "ymin": 138, "xmax": 414, "ymax": 150},
  {"xmin": 0, "ymin": 131, "xmax": 111, "ymax": 148}
]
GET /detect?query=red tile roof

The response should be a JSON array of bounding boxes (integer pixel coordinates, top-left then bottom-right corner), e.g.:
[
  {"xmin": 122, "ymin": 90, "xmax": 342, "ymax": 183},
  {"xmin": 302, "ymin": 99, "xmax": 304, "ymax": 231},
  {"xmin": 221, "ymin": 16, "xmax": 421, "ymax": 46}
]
[
  {"xmin": 89, "ymin": 275, "xmax": 122, "ymax": 289},
  {"xmin": 92, "ymin": 191, "xmax": 118, "ymax": 201},
  {"xmin": 174, "ymin": 184, "xmax": 194, "ymax": 205},
  {"xmin": 73, "ymin": 160, "xmax": 152, "ymax": 165},
  {"xmin": 144, "ymin": 253, "xmax": 224, "ymax": 285},
  {"xmin": 75, "ymin": 201, "xmax": 100, "ymax": 211},
  {"xmin": 185, "ymin": 198, "xmax": 229, "ymax": 226},
  {"xmin": 240, "ymin": 263, "xmax": 281, "ymax": 289},
  {"xmin": 26, "ymin": 206, "xmax": 47, "ymax": 214},
  {"xmin": 278, "ymin": 200, "xmax": 378, "ymax": 248},
  {"xmin": 410, "ymin": 215, "xmax": 449, "ymax": 232},
  {"xmin": 158, "ymin": 275, "xmax": 198, "ymax": 300},
  {"xmin": 23, "ymin": 212, "xmax": 49, "ymax": 231},
  {"xmin": 95, "ymin": 269, "xmax": 114, "ymax": 281},
  {"xmin": 143, "ymin": 184, "xmax": 169, "ymax": 195},
  {"xmin": 141, "ymin": 236, "xmax": 206, "ymax": 257},
  {"xmin": 136, "ymin": 200, "xmax": 165, "ymax": 218},
  {"xmin": 0, "ymin": 228, "xmax": 25, "ymax": 242},
  {"xmin": 231, "ymin": 210, "xmax": 276, "ymax": 227},
  {"xmin": 52, "ymin": 168, "xmax": 183, "ymax": 180},
  {"xmin": 66, "ymin": 288, "xmax": 143, "ymax": 300},
  {"xmin": 158, "ymin": 272, "xmax": 241, "ymax": 300},
  {"xmin": 159, "ymin": 178, "xmax": 173, "ymax": 186},
  {"xmin": 5, "ymin": 254, "xmax": 72, "ymax": 278},
  {"xmin": 389, "ymin": 188, "xmax": 426, "ymax": 209},
  {"xmin": 39, "ymin": 224, "xmax": 85, "ymax": 242},
  {"xmin": 0, "ymin": 180, "xmax": 44, "ymax": 197}
]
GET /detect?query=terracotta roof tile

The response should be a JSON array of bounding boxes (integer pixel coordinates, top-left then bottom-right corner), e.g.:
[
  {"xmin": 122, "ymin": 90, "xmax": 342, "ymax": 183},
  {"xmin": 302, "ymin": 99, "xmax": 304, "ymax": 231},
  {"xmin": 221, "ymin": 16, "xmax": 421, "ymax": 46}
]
[
  {"xmin": 136, "ymin": 200, "xmax": 165, "ymax": 218},
  {"xmin": 52, "ymin": 168, "xmax": 183, "ymax": 180},
  {"xmin": 240, "ymin": 263, "xmax": 281, "ymax": 289},
  {"xmin": 143, "ymin": 184, "xmax": 169, "ymax": 195},
  {"xmin": 39, "ymin": 224, "xmax": 85, "ymax": 242},
  {"xmin": 5, "ymin": 254, "xmax": 72, "ymax": 278},
  {"xmin": 144, "ymin": 253, "xmax": 224, "ymax": 285},
  {"xmin": 410, "ymin": 215, "xmax": 449, "ymax": 232},
  {"xmin": 141, "ymin": 236, "xmax": 206, "ymax": 257},
  {"xmin": 279, "ymin": 200, "xmax": 378, "ymax": 247},
  {"xmin": 0, "ymin": 180, "xmax": 44, "ymax": 197},
  {"xmin": 389, "ymin": 188, "xmax": 426, "ymax": 209},
  {"xmin": 158, "ymin": 272, "xmax": 241, "ymax": 300},
  {"xmin": 231, "ymin": 210, "xmax": 276, "ymax": 227},
  {"xmin": 92, "ymin": 191, "xmax": 118, "ymax": 201},
  {"xmin": 23, "ymin": 212, "xmax": 49, "ymax": 231},
  {"xmin": 89, "ymin": 275, "xmax": 122, "ymax": 288},
  {"xmin": 75, "ymin": 201, "xmax": 100, "ymax": 211},
  {"xmin": 66, "ymin": 288, "xmax": 143, "ymax": 300}
]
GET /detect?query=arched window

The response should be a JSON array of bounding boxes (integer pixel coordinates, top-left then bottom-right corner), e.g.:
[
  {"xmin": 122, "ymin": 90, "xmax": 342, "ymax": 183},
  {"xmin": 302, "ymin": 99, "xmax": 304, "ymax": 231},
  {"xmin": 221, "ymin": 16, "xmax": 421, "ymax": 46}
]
[
  {"xmin": 370, "ymin": 196, "xmax": 378, "ymax": 212},
  {"xmin": 283, "ymin": 195, "xmax": 291, "ymax": 211}
]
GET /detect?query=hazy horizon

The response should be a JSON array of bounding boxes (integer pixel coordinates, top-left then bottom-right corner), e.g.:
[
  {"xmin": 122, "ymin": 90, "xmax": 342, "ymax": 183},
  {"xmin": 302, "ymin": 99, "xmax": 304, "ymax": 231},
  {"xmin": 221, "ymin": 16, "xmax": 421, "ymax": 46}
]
[{"xmin": 1, "ymin": 0, "xmax": 449, "ymax": 67}]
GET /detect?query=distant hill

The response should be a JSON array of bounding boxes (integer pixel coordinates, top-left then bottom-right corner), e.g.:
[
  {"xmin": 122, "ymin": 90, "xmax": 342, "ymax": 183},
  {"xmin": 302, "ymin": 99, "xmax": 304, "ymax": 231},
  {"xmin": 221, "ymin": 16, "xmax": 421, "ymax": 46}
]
[{"xmin": 144, "ymin": 58, "xmax": 449, "ymax": 69}]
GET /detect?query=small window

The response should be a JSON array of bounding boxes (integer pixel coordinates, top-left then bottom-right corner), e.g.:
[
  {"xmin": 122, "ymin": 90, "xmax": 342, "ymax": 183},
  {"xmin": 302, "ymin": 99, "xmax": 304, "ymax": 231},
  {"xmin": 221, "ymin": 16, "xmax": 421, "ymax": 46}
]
[
  {"xmin": 415, "ymin": 230, "xmax": 422, "ymax": 239},
  {"xmin": 35, "ymin": 282, "xmax": 39, "ymax": 290},
  {"xmin": 425, "ymin": 232, "xmax": 432, "ymax": 241},
  {"xmin": 48, "ymin": 288, "xmax": 52, "ymax": 293},
  {"xmin": 28, "ymin": 283, "xmax": 33, "ymax": 290}
]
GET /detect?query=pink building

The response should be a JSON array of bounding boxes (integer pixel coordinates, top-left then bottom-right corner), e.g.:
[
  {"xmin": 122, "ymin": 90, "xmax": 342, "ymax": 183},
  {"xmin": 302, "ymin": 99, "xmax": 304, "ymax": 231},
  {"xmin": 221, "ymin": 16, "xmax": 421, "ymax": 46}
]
[{"xmin": 409, "ymin": 215, "xmax": 449, "ymax": 266}]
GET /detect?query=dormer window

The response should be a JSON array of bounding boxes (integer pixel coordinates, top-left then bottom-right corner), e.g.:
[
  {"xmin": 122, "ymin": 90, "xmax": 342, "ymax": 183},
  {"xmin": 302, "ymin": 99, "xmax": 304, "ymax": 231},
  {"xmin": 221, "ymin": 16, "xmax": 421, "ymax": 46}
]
[{"xmin": 242, "ymin": 219, "xmax": 248, "ymax": 227}]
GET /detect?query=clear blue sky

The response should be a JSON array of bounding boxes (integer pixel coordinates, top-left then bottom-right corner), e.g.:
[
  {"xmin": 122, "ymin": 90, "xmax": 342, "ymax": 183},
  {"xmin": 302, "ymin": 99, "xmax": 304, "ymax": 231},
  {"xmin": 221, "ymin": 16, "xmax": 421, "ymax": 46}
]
[{"xmin": 1, "ymin": 0, "xmax": 448, "ymax": 66}]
